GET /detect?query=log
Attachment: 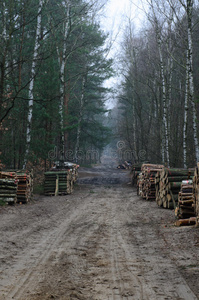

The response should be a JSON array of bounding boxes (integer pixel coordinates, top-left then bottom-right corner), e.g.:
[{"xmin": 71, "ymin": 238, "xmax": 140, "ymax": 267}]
[
  {"xmin": 169, "ymin": 182, "xmax": 183, "ymax": 189},
  {"xmin": 175, "ymin": 217, "xmax": 196, "ymax": 227},
  {"xmin": 167, "ymin": 176, "xmax": 193, "ymax": 183},
  {"xmin": 179, "ymin": 199, "xmax": 194, "ymax": 206},
  {"xmin": 165, "ymin": 168, "xmax": 194, "ymax": 177}
]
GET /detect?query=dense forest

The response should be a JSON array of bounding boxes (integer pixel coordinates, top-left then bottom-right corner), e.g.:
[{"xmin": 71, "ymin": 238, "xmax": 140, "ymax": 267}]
[
  {"xmin": 114, "ymin": 0, "xmax": 199, "ymax": 168},
  {"xmin": 0, "ymin": 0, "xmax": 113, "ymax": 169},
  {"xmin": 1, "ymin": 0, "xmax": 199, "ymax": 170}
]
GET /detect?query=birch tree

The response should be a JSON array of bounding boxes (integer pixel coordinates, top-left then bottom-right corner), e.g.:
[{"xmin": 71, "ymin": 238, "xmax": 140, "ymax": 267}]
[
  {"xmin": 183, "ymin": 51, "xmax": 189, "ymax": 168},
  {"xmin": 185, "ymin": 0, "xmax": 199, "ymax": 162},
  {"xmin": 148, "ymin": 0, "xmax": 170, "ymax": 166},
  {"xmin": 74, "ymin": 73, "xmax": 87, "ymax": 162},
  {"xmin": 168, "ymin": 0, "xmax": 199, "ymax": 164},
  {"xmin": 57, "ymin": 0, "xmax": 70, "ymax": 159},
  {"xmin": 23, "ymin": 0, "xmax": 46, "ymax": 168}
]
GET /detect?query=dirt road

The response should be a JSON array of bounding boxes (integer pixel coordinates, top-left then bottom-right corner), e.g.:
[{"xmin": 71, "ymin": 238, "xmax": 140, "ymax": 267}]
[{"xmin": 0, "ymin": 164, "xmax": 199, "ymax": 300}]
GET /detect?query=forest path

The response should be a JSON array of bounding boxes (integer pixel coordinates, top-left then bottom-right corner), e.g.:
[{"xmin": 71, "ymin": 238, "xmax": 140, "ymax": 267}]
[{"xmin": 0, "ymin": 163, "xmax": 199, "ymax": 299}]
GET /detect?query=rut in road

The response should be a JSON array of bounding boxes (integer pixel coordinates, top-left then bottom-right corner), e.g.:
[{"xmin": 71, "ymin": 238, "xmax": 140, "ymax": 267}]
[{"xmin": 0, "ymin": 168, "xmax": 199, "ymax": 300}]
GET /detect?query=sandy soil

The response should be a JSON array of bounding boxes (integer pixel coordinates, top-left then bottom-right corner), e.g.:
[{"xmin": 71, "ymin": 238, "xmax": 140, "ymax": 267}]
[{"xmin": 0, "ymin": 163, "xmax": 199, "ymax": 300}]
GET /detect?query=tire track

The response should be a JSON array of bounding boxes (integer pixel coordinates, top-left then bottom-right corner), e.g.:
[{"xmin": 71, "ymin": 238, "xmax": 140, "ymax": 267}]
[
  {"xmin": 4, "ymin": 218, "xmax": 75, "ymax": 299},
  {"xmin": 115, "ymin": 189, "xmax": 199, "ymax": 300},
  {"xmin": 108, "ymin": 205, "xmax": 149, "ymax": 300},
  {"xmin": 2, "ymin": 192, "xmax": 93, "ymax": 300},
  {"xmin": 0, "ymin": 182, "xmax": 198, "ymax": 300}
]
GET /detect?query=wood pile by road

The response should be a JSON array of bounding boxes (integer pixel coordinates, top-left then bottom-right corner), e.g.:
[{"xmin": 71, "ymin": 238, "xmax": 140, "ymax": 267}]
[
  {"xmin": 0, "ymin": 170, "xmax": 33, "ymax": 204},
  {"xmin": 155, "ymin": 168, "xmax": 193, "ymax": 209},
  {"xmin": 0, "ymin": 178, "xmax": 18, "ymax": 204},
  {"xmin": 44, "ymin": 171, "xmax": 72, "ymax": 195},
  {"xmin": 134, "ymin": 162, "xmax": 199, "ymax": 227},
  {"xmin": 137, "ymin": 164, "xmax": 164, "ymax": 200},
  {"xmin": 174, "ymin": 180, "xmax": 196, "ymax": 226},
  {"xmin": 117, "ymin": 161, "xmax": 132, "ymax": 170},
  {"xmin": 176, "ymin": 180, "xmax": 195, "ymax": 218},
  {"xmin": 193, "ymin": 163, "xmax": 199, "ymax": 226},
  {"xmin": 15, "ymin": 170, "xmax": 33, "ymax": 203},
  {"xmin": 44, "ymin": 163, "xmax": 79, "ymax": 196}
]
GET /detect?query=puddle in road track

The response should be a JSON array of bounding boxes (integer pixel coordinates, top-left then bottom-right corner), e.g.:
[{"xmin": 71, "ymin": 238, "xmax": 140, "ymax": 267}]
[
  {"xmin": 77, "ymin": 176, "xmax": 125, "ymax": 185},
  {"xmin": 77, "ymin": 164, "xmax": 131, "ymax": 186}
]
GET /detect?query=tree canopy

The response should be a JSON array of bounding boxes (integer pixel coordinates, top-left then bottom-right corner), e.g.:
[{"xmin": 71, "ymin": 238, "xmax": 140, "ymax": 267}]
[{"xmin": 0, "ymin": 0, "xmax": 113, "ymax": 168}]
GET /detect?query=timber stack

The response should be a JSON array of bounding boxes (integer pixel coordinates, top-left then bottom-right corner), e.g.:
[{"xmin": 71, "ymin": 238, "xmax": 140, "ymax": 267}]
[
  {"xmin": 16, "ymin": 170, "xmax": 33, "ymax": 203},
  {"xmin": 155, "ymin": 168, "xmax": 194, "ymax": 209},
  {"xmin": 0, "ymin": 177, "xmax": 18, "ymax": 204},
  {"xmin": 174, "ymin": 180, "xmax": 196, "ymax": 226},
  {"xmin": 0, "ymin": 170, "xmax": 33, "ymax": 204},
  {"xmin": 138, "ymin": 164, "xmax": 164, "ymax": 200},
  {"xmin": 131, "ymin": 163, "xmax": 142, "ymax": 186},
  {"xmin": 193, "ymin": 163, "xmax": 199, "ymax": 226},
  {"xmin": 177, "ymin": 180, "xmax": 195, "ymax": 218},
  {"xmin": 44, "ymin": 163, "xmax": 79, "ymax": 196}
]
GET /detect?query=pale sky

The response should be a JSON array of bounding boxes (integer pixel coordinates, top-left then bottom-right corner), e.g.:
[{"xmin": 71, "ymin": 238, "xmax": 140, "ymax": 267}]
[
  {"xmin": 101, "ymin": 0, "xmax": 146, "ymax": 38},
  {"xmin": 101, "ymin": 0, "xmax": 147, "ymax": 108}
]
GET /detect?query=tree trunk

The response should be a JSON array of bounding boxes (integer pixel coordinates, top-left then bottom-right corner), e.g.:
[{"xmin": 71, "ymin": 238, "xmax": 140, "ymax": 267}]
[
  {"xmin": 74, "ymin": 75, "xmax": 86, "ymax": 162},
  {"xmin": 183, "ymin": 50, "xmax": 189, "ymax": 168},
  {"xmin": 58, "ymin": 0, "xmax": 70, "ymax": 159},
  {"xmin": 157, "ymin": 35, "xmax": 170, "ymax": 167},
  {"xmin": 149, "ymin": 0, "xmax": 170, "ymax": 166},
  {"xmin": 23, "ymin": 0, "xmax": 45, "ymax": 168},
  {"xmin": 186, "ymin": 0, "xmax": 199, "ymax": 163}
]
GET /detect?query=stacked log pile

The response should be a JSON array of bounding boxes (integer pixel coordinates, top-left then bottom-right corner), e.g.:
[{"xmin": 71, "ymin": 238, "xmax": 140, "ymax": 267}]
[
  {"xmin": 117, "ymin": 161, "xmax": 132, "ymax": 170},
  {"xmin": 193, "ymin": 163, "xmax": 199, "ymax": 226},
  {"xmin": 174, "ymin": 180, "xmax": 196, "ymax": 226},
  {"xmin": 0, "ymin": 170, "xmax": 33, "ymax": 204},
  {"xmin": 138, "ymin": 164, "xmax": 164, "ymax": 200},
  {"xmin": 44, "ymin": 164, "xmax": 78, "ymax": 196},
  {"xmin": 0, "ymin": 178, "xmax": 18, "ymax": 204},
  {"xmin": 155, "ymin": 168, "xmax": 194, "ymax": 209},
  {"xmin": 176, "ymin": 180, "xmax": 195, "ymax": 218},
  {"xmin": 16, "ymin": 170, "xmax": 33, "ymax": 203},
  {"xmin": 131, "ymin": 164, "xmax": 142, "ymax": 186},
  {"xmin": 44, "ymin": 171, "xmax": 69, "ymax": 195}
]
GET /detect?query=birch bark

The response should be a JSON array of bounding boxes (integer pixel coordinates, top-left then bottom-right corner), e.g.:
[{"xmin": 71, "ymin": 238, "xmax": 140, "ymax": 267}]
[
  {"xmin": 23, "ymin": 0, "xmax": 45, "ymax": 168},
  {"xmin": 74, "ymin": 74, "xmax": 87, "ymax": 162},
  {"xmin": 186, "ymin": 0, "xmax": 199, "ymax": 162},
  {"xmin": 183, "ymin": 51, "xmax": 189, "ymax": 168},
  {"xmin": 148, "ymin": 0, "xmax": 170, "ymax": 166},
  {"xmin": 58, "ymin": 0, "xmax": 70, "ymax": 158},
  {"xmin": 157, "ymin": 28, "xmax": 170, "ymax": 167}
]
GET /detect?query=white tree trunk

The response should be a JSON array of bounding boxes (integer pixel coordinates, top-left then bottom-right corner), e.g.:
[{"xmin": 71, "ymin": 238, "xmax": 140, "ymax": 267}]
[
  {"xmin": 183, "ymin": 51, "xmax": 189, "ymax": 168},
  {"xmin": 187, "ymin": 0, "xmax": 199, "ymax": 162},
  {"xmin": 58, "ymin": 0, "xmax": 70, "ymax": 156},
  {"xmin": 23, "ymin": 0, "xmax": 45, "ymax": 168},
  {"xmin": 74, "ymin": 75, "xmax": 86, "ymax": 162},
  {"xmin": 148, "ymin": 0, "xmax": 170, "ymax": 166},
  {"xmin": 167, "ymin": 56, "xmax": 173, "ymax": 137},
  {"xmin": 157, "ymin": 36, "xmax": 170, "ymax": 167}
]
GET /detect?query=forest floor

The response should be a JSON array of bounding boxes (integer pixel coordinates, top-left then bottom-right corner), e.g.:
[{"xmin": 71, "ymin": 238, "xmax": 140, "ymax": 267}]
[{"xmin": 0, "ymin": 158, "xmax": 199, "ymax": 300}]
